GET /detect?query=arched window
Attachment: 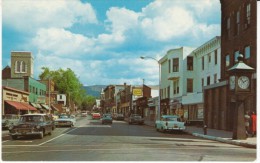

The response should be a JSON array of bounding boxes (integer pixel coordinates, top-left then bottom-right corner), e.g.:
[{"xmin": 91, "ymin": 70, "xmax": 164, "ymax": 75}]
[
  {"xmin": 21, "ymin": 61, "xmax": 26, "ymax": 72},
  {"xmin": 15, "ymin": 61, "xmax": 21, "ymax": 72}
]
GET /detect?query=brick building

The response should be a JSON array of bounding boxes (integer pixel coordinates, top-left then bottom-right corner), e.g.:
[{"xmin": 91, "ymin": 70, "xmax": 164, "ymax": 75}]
[{"xmin": 204, "ymin": 0, "xmax": 256, "ymax": 131}]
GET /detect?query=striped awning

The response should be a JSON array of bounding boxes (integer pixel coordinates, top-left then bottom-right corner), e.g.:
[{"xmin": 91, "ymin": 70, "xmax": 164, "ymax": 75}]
[{"xmin": 41, "ymin": 104, "xmax": 51, "ymax": 110}]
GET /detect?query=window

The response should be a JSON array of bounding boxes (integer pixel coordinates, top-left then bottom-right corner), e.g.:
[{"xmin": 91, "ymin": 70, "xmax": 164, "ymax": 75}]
[
  {"xmin": 246, "ymin": 3, "xmax": 251, "ymax": 25},
  {"xmin": 60, "ymin": 95, "xmax": 62, "ymax": 99},
  {"xmin": 201, "ymin": 78, "xmax": 204, "ymax": 88},
  {"xmin": 187, "ymin": 56, "xmax": 193, "ymax": 70},
  {"xmin": 214, "ymin": 74, "xmax": 218, "ymax": 83},
  {"xmin": 187, "ymin": 79, "xmax": 193, "ymax": 93},
  {"xmin": 235, "ymin": 11, "xmax": 240, "ymax": 35},
  {"xmin": 172, "ymin": 58, "xmax": 179, "ymax": 72},
  {"xmin": 168, "ymin": 60, "xmax": 171, "ymax": 73},
  {"xmin": 202, "ymin": 57, "xmax": 204, "ymax": 70},
  {"xmin": 234, "ymin": 51, "xmax": 240, "ymax": 62},
  {"xmin": 167, "ymin": 86, "xmax": 170, "ymax": 98},
  {"xmin": 245, "ymin": 46, "xmax": 250, "ymax": 59},
  {"xmin": 207, "ymin": 76, "xmax": 210, "ymax": 85},
  {"xmin": 173, "ymin": 80, "xmax": 179, "ymax": 95},
  {"xmin": 227, "ymin": 17, "xmax": 230, "ymax": 39},
  {"xmin": 214, "ymin": 50, "xmax": 218, "ymax": 65},
  {"xmin": 15, "ymin": 60, "xmax": 26, "ymax": 73},
  {"xmin": 208, "ymin": 54, "xmax": 211, "ymax": 63},
  {"xmin": 226, "ymin": 55, "xmax": 230, "ymax": 67}
]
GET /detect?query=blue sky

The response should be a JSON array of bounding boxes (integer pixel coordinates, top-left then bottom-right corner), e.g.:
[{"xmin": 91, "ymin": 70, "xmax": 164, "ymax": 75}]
[{"xmin": 2, "ymin": 0, "xmax": 221, "ymax": 86}]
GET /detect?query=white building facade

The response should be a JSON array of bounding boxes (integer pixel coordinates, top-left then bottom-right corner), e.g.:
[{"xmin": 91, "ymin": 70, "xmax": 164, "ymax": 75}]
[{"xmin": 159, "ymin": 37, "xmax": 221, "ymax": 125}]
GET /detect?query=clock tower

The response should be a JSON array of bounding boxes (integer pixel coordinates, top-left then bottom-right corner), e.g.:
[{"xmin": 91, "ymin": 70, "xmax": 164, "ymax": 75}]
[{"xmin": 227, "ymin": 54, "xmax": 254, "ymax": 140}]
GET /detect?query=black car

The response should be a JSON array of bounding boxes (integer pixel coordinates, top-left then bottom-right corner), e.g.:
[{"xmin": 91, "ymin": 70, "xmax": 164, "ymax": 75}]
[
  {"xmin": 129, "ymin": 114, "xmax": 144, "ymax": 125},
  {"xmin": 9, "ymin": 114, "xmax": 53, "ymax": 140}
]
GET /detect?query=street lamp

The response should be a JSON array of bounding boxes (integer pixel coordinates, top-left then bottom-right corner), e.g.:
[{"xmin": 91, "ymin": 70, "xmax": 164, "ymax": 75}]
[{"xmin": 140, "ymin": 56, "xmax": 161, "ymax": 120}]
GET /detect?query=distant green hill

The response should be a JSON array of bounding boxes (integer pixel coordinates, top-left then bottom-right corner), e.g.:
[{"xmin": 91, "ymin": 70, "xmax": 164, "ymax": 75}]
[{"xmin": 83, "ymin": 85, "xmax": 107, "ymax": 98}]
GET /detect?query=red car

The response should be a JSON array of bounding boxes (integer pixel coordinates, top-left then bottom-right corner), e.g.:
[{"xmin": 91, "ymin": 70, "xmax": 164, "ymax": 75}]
[{"xmin": 92, "ymin": 113, "xmax": 101, "ymax": 120}]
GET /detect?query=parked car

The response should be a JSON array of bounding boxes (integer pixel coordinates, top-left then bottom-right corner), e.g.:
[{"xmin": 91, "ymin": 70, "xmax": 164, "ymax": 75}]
[
  {"xmin": 2, "ymin": 114, "xmax": 20, "ymax": 129},
  {"xmin": 115, "ymin": 114, "xmax": 124, "ymax": 121},
  {"xmin": 9, "ymin": 114, "xmax": 53, "ymax": 140},
  {"xmin": 92, "ymin": 113, "xmax": 101, "ymax": 120},
  {"xmin": 54, "ymin": 115, "xmax": 76, "ymax": 127},
  {"xmin": 155, "ymin": 115, "xmax": 185, "ymax": 132},
  {"xmin": 81, "ymin": 111, "xmax": 88, "ymax": 117},
  {"xmin": 129, "ymin": 114, "xmax": 144, "ymax": 125},
  {"xmin": 101, "ymin": 114, "xmax": 113, "ymax": 124}
]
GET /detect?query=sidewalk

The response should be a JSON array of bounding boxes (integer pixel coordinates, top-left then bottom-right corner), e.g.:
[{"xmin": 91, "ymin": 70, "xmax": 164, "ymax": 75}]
[{"xmin": 144, "ymin": 120, "xmax": 256, "ymax": 149}]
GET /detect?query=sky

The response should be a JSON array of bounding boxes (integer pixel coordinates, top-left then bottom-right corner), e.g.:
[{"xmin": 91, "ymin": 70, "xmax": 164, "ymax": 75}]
[{"xmin": 1, "ymin": 0, "xmax": 221, "ymax": 86}]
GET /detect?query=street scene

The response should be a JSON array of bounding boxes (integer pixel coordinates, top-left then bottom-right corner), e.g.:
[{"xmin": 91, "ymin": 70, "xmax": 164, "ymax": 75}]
[
  {"xmin": 2, "ymin": 115, "xmax": 256, "ymax": 161},
  {"xmin": 1, "ymin": 0, "xmax": 258, "ymax": 162}
]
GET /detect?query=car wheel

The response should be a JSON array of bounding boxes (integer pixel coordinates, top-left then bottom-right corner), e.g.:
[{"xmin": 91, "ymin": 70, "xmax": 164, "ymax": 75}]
[
  {"xmin": 39, "ymin": 130, "xmax": 44, "ymax": 139},
  {"xmin": 11, "ymin": 135, "xmax": 17, "ymax": 140}
]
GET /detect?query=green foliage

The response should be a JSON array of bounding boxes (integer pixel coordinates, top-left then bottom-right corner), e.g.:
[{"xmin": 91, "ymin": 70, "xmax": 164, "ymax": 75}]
[{"xmin": 39, "ymin": 67, "xmax": 96, "ymax": 110}]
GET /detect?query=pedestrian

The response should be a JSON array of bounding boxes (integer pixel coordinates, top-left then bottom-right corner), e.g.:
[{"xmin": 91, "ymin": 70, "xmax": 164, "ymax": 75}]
[
  {"xmin": 244, "ymin": 111, "xmax": 250, "ymax": 137},
  {"xmin": 251, "ymin": 112, "xmax": 257, "ymax": 137}
]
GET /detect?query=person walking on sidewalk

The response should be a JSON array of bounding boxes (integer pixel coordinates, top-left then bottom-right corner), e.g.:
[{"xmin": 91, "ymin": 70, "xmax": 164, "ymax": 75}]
[
  {"xmin": 244, "ymin": 111, "xmax": 251, "ymax": 137},
  {"xmin": 251, "ymin": 112, "xmax": 257, "ymax": 137}
]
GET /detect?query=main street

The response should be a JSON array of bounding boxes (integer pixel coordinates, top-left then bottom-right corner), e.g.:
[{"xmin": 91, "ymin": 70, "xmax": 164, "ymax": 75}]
[{"xmin": 2, "ymin": 116, "xmax": 256, "ymax": 161}]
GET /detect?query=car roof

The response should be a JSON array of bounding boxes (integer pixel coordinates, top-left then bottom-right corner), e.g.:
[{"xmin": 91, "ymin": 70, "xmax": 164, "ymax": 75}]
[
  {"xmin": 161, "ymin": 115, "xmax": 179, "ymax": 118},
  {"xmin": 23, "ymin": 114, "xmax": 46, "ymax": 116}
]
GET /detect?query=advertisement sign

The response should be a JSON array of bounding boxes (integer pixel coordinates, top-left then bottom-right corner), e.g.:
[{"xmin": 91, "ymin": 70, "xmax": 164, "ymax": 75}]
[{"xmin": 133, "ymin": 88, "xmax": 143, "ymax": 96}]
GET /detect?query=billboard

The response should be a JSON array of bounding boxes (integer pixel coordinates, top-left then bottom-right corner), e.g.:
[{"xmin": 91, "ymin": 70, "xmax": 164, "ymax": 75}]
[{"xmin": 133, "ymin": 88, "xmax": 143, "ymax": 96}]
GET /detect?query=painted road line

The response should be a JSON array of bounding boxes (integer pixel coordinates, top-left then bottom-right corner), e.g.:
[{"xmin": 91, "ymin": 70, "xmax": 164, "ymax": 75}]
[{"xmin": 38, "ymin": 127, "xmax": 79, "ymax": 146}]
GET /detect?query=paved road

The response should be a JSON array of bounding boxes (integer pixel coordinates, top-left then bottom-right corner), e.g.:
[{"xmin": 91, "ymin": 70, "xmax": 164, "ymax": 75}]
[{"xmin": 2, "ymin": 115, "xmax": 256, "ymax": 161}]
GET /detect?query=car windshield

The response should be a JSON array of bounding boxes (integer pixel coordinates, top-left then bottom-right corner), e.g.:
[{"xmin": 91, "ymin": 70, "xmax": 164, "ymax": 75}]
[
  {"xmin": 59, "ymin": 115, "xmax": 69, "ymax": 119},
  {"xmin": 19, "ymin": 115, "xmax": 44, "ymax": 122}
]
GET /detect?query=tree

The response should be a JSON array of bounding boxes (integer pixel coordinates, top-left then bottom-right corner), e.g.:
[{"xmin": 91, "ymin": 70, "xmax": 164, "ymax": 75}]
[{"xmin": 39, "ymin": 67, "xmax": 89, "ymax": 110}]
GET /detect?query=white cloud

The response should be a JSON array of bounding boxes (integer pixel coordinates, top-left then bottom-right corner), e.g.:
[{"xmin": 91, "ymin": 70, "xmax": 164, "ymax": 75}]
[
  {"xmin": 2, "ymin": 0, "xmax": 97, "ymax": 33},
  {"xmin": 32, "ymin": 28, "xmax": 95, "ymax": 57}
]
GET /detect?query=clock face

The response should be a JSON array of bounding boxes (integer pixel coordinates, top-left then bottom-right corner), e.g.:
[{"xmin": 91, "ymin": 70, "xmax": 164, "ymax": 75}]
[
  {"xmin": 229, "ymin": 76, "xmax": 235, "ymax": 90},
  {"xmin": 238, "ymin": 76, "xmax": 250, "ymax": 89}
]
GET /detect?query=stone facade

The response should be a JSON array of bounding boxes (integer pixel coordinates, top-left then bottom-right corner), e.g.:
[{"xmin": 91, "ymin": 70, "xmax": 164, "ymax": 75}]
[{"xmin": 11, "ymin": 51, "xmax": 34, "ymax": 78}]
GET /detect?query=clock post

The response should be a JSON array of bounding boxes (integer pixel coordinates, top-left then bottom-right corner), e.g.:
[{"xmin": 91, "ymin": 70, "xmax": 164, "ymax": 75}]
[{"xmin": 227, "ymin": 54, "xmax": 254, "ymax": 140}]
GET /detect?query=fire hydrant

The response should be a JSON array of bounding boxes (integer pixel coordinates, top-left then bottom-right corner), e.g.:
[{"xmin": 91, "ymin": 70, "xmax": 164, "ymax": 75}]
[{"xmin": 203, "ymin": 125, "xmax": 207, "ymax": 135}]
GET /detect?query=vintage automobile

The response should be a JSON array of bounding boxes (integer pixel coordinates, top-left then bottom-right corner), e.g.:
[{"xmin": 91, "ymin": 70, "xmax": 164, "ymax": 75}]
[
  {"xmin": 92, "ymin": 113, "xmax": 101, "ymax": 120},
  {"xmin": 2, "ymin": 114, "xmax": 20, "ymax": 129},
  {"xmin": 54, "ymin": 115, "xmax": 76, "ymax": 127},
  {"xmin": 9, "ymin": 114, "xmax": 53, "ymax": 139},
  {"xmin": 115, "ymin": 113, "xmax": 124, "ymax": 121},
  {"xmin": 129, "ymin": 114, "xmax": 144, "ymax": 125},
  {"xmin": 155, "ymin": 115, "xmax": 185, "ymax": 132},
  {"xmin": 101, "ymin": 114, "xmax": 113, "ymax": 124}
]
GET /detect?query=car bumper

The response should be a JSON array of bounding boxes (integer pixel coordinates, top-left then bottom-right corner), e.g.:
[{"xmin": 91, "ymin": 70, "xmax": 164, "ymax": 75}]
[
  {"xmin": 165, "ymin": 127, "xmax": 185, "ymax": 131},
  {"xmin": 9, "ymin": 129, "xmax": 42, "ymax": 136},
  {"xmin": 55, "ymin": 122, "xmax": 73, "ymax": 126}
]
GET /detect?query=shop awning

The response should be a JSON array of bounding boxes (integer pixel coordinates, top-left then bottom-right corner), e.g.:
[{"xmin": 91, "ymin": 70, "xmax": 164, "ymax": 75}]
[
  {"xmin": 5, "ymin": 101, "xmax": 37, "ymax": 111},
  {"xmin": 51, "ymin": 105, "xmax": 59, "ymax": 111},
  {"xmin": 41, "ymin": 104, "xmax": 51, "ymax": 110}
]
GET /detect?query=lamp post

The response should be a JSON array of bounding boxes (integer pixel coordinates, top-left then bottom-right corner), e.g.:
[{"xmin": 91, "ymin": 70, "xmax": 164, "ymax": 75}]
[{"xmin": 140, "ymin": 56, "xmax": 161, "ymax": 120}]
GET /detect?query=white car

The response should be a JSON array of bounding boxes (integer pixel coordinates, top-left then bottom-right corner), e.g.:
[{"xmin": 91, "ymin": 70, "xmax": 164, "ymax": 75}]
[
  {"xmin": 55, "ymin": 115, "xmax": 76, "ymax": 127},
  {"xmin": 155, "ymin": 115, "xmax": 185, "ymax": 132}
]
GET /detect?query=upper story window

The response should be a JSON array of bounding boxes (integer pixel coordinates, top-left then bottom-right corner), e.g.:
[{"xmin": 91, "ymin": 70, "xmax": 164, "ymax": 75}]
[
  {"xmin": 207, "ymin": 76, "xmax": 210, "ymax": 86},
  {"xmin": 226, "ymin": 55, "xmax": 230, "ymax": 67},
  {"xmin": 187, "ymin": 56, "xmax": 193, "ymax": 71},
  {"xmin": 15, "ymin": 61, "xmax": 26, "ymax": 73},
  {"xmin": 172, "ymin": 58, "xmax": 179, "ymax": 72},
  {"xmin": 246, "ymin": 3, "xmax": 251, "ymax": 25},
  {"xmin": 187, "ymin": 78, "xmax": 193, "ymax": 93},
  {"xmin": 208, "ymin": 53, "xmax": 211, "ymax": 63},
  {"xmin": 202, "ymin": 56, "xmax": 204, "ymax": 70},
  {"xmin": 167, "ymin": 86, "xmax": 170, "ymax": 98},
  {"xmin": 226, "ymin": 17, "xmax": 231, "ymax": 39},
  {"xmin": 173, "ymin": 80, "xmax": 179, "ymax": 95},
  {"xmin": 201, "ymin": 78, "xmax": 204, "ymax": 88},
  {"xmin": 214, "ymin": 74, "xmax": 218, "ymax": 84},
  {"xmin": 234, "ymin": 11, "xmax": 240, "ymax": 35},
  {"xmin": 214, "ymin": 49, "xmax": 218, "ymax": 65},
  {"xmin": 168, "ymin": 60, "xmax": 171, "ymax": 73},
  {"xmin": 234, "ymin": 51, "xmax": 240, "ymax": 62},
  {"xmin": 245, "ymin": 46, "xmax": 251, "ymax": 59}
]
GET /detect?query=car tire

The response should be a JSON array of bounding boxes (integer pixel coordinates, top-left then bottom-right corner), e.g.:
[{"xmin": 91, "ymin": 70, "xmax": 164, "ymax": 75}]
[
  {"xmin": 39, "ymin": 130, "xmax": 44, "ymax": 139},
  {"xmin": 11, "ymin": 135, "xmax": 17, "ymax": 140}
]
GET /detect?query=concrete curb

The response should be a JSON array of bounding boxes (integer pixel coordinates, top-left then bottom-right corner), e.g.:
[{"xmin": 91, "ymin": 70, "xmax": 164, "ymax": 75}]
[{"xmin": 187, "ymin": 131, "xmax": 256, "ymax": 149}]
